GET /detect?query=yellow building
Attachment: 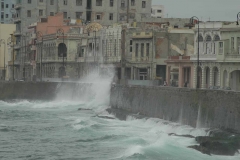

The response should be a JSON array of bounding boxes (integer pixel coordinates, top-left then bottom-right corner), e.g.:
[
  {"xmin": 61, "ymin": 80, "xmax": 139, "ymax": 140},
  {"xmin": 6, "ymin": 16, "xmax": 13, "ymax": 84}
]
[{"xmin": 0, "ymin": 24, "xmax": 16, "ymax": 80}]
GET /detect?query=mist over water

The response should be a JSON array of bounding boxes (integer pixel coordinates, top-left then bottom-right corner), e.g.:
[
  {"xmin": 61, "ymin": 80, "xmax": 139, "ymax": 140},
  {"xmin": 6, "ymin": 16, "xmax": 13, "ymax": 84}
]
[{"xmin": 0, "ymin": 70, "xmax": 239, "ymax": 160}]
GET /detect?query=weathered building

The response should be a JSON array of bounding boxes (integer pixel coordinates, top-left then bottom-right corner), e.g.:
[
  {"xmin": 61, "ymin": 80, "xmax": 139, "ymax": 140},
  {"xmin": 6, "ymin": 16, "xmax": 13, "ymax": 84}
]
[
  {"xmin": 13, "ymin": 0, "xmax": 152, "ymax": 81},
  {"xmin": 0, "ymin": 0, "xmax": 16, "ymax": 24},
  {"xmin": 0, "ymin": 24, "xmax": 16, "ymax": 81},
  {"xmin": 151, "ymin": 5, "xmax": 164, "ymax": 18},
  {"xmin": 190, "ymin": 21, "xmax": 240, "ymax": 91}
]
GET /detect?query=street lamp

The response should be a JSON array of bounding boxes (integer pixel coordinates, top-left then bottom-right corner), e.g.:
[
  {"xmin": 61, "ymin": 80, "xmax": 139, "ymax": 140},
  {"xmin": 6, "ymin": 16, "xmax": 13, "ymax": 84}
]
[
  {"xmin": 21, "ymin": 34, "xmax": 28, "ymax": 81},
  {"xmin": 190, "ymin": 16, "xmax": 200, "ymax": 88},
  {"xmin": 0, "ymin": 39, "xmax": 6, "ymax": 80},
  {"xmin": 36, "ymin": 31, "xmax": 43, "ymax": 82},
  {"xmin": 237, "ymin": 12, "xmax": 240, "ymax": 25},
  {"xmin": 7, "ymin": 34, "xmax": 14, "ymax": 81}
]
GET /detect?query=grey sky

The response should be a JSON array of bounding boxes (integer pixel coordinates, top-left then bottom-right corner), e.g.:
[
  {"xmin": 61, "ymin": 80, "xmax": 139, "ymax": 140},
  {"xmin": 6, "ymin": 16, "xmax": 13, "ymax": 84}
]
[{"xmin": 152, "ymin": 0, "xmax": 240, "ymax": 21}]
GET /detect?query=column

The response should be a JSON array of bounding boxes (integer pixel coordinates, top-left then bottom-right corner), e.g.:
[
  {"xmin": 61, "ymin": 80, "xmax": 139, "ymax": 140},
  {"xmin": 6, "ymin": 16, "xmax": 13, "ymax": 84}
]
[
  {"xmin": 226, "ymin": 72, "xmax": 231, "ymax": 87},
  {"xmin": 131, "ymin": 66, "xmax": 134, "ymax": 80},
  {"xmin": 192, "ymin": 65, "xmax": 197, "ymax": 89},
  {"xmin": 201, "ymin": 67, "xmax": 206, "ymax": 89},
  {"xmin": 166, "ymin": 65, "xmax": 171, "ymax": 86},
  {"xmin": 178, "ymin": 65, "xmax": 183, "ymax": 87},
  {"xmin": 209, "ymin": 67, "xmax": 213, "ymax": 87}
]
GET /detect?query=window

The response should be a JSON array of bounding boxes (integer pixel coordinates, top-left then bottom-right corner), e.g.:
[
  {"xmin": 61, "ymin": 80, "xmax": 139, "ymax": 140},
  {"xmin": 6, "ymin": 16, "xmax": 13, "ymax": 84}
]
[
  {"xmin": 131, "ymin": 0, "xmax": 135, "ymax": 6},
  {"xmin": 157, "ymin": 10, "xmax": 162, "ymax": 13},
  {"xmin": 50, "ymin": 0, "xmax": 54, "ymax": 5},
  {"xmin": 219, "ymin": 42, "xmax": 223, "ymax": 54},
  {"xmin": 39, "ymin": 10, "xmax": 43, "ymax": 16},
  {"xmin": 76, "ymin": 0, "xmax": 82, "ymax": 6},
  {"xmin": 28, "ymin": 0, "xmax": 31, "ymax": 4},
  {"xmin": 6, "ymin": 4, "xmax": 8, "ymax": 8},
  {"xmin": 96, "ymin": 0, "xmax": 102, "ymax": 6},
  {"xmin": 39, "ymin": 0, "xmax": 43, "ymax": 2},
  {"xmin": 110, "ymin": 0, "xmax": 114, "ymax": 7},
  {"xmin": 121, "ymin": 1, "xmax": 125, "ymax": 8},
  {"xmin": 50, "ymin": 12, "xmax": 54, "ymax": 16},
  {"xmin": 142, "ymin": 1, "xmax": 146, "ymax": 8},
  {"xmin": 141, "ymin": 43, "xmax": 144, "ymax": 57},
  {"xmin": 27, "ymin": 10, "xmax": 31, "ymax": 17},
  {"xmin": 96, "ymin": 14, "xmax": 101, "ymax": 20},
  {"xmin": 76, "ymin": 12, "xmax": 82, "ymax": 19},
  {"xmin": 130, "ymin": 46, "xmax": 132, "ymax": 52},
  {"xmin": 63, "ymin": 12, "xmax": 67, "ymax": 19},
  {"xmin": 63, "ymin": 0, "xmax": 67, "ymax": 5},
  {"xmin": 146, "ymin": 43, "xmax": 149, "ymax": 57},
  {"xmin": 135, "ymin": 43, "xmax": 139, "ymax": 57},
  {"xmin": 5, "ymin": 14, "xmax": 8, "ymax": 18},
  {"xmin": 238, "ymin": 37, "xmax": 240, "ymax": 54},
  {"xmin": 130, "ymin": 40, "xmax": 132, "ymax": 45},
  {"xmin": 109, "ymin": 13, "xmax": 113, "ymax": 20},
  {"xmin": 12, "ymin": 4, "xmax": 14, "ymax": 8},
  {"xmin": 231, "ymin": 37, "xmax": 234, "ymax": 50}
]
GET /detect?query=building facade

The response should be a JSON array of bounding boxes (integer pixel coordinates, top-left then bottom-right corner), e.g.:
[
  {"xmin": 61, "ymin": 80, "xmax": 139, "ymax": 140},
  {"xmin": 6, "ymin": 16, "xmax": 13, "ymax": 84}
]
[
  {"xmin": 0, "ymin": 24, "xmax": 16, "ymax": 80},
  {"xmin": 13, "ymin": 0, "xmax": 152, "ymax": 81},
  {"xmin": 151, "ymin": 5, "xmax": 164, "ymax": 18},
  {"xmin": 0, "ymin": 0, "xmax": 16, "ymax": 24},
  {"xmin": 190, "ymin": 22, "xmax": 240, "ymax": 91}
]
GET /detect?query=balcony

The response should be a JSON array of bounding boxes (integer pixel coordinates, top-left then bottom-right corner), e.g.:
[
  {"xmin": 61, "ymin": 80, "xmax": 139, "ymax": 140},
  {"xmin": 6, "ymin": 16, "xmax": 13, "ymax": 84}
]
[
  {"xmin": 190, "ymin": 54, "xmax": 217, "ymax": 61},
  {"xmin": 13, "ymin": 17, "xmax": 21, "ymax": 23},
  {"xmin": 132, "ymin": 32, "xmax": 153, "ymax": 39},
  {"xmin": 31, "ymin": 45, "xmax": 36, "ymax": 51},
  {"xmin": 224, "ymin": 54, "xmax": 240, "ymax": 62},
  {"xmin": 14, "ymin": 44, "xmax": 21, "ymax": 50},
  {"xmin": 14, "ymin": 30, "xmax": 21, "ymax": 36},
  {"xmin": 31, "ymin": 33, "xmax": 36, "ymax": 39},
  {"xmin": 14, "ymin": 3, "xmax": 22, "ymax": 10}
]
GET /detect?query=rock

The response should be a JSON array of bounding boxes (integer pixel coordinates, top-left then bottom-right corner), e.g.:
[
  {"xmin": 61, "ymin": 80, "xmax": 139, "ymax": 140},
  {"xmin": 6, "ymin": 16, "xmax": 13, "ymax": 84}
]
[
  {"xmin": 168, "ymin": 133, "xmax": 195, "ymax": 138},
  {"xmin": 78, "ymin": 108, "xmax": 92, "ymax": 111},
  {"xmin": 188, "ymin": 145, "xmax": 211, "ymax": 155},
  {"xmin": 190, "ymin": 129, "xmax": 240, "ymax": 156},
  {"xmin": 94, "ymin": 115, "xmax": 115, "ymax": 120}
]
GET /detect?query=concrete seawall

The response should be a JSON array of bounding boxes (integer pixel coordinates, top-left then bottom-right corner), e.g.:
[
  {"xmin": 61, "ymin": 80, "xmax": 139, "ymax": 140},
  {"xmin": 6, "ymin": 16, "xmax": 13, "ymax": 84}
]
[
  {"xmin": 0, "ymin": 82, "xmax": 59, "ymax": 100},
  {"xmin": 110, "ymin": 85, "xmax": 240, "ymax": 131}
]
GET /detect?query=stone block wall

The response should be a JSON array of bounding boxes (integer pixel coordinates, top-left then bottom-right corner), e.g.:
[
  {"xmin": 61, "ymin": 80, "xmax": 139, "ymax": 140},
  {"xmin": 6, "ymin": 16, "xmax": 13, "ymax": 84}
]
[{"xmin": 110, "ymin": 85, "xmax": 240, "ymax": 131}]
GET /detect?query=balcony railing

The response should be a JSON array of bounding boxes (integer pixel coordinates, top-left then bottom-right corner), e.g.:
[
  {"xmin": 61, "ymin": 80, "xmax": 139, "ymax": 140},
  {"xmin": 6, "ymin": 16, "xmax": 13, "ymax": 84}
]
[
  {"xmin": 190, "ymin": 54, "xmax": 217, "ymax": 61},
  {"xmin": 14, "ymin": 3, "xmax": 22, "ymax": 10},
  {"xmin": 225, "ymin": 54, "xmax": 240, "ymax": 59}
]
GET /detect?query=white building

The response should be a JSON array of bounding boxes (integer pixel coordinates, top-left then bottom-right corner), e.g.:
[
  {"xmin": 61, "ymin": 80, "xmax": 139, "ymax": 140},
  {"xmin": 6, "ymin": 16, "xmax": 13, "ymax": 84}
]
[{"xmin": 151, "ymin": 5, "xmax": 164, "ymax": 18}]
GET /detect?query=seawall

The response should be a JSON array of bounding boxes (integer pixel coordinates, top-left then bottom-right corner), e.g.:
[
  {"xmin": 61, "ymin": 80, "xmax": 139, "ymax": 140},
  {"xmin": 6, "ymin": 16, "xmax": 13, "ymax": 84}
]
[
  {"xmin": 0, "ymin": 82, "xmax": 93, "ymax": 101},
  {"xmin": 110, "ymin": 85, "xmax": 240, "ymax": 131}
]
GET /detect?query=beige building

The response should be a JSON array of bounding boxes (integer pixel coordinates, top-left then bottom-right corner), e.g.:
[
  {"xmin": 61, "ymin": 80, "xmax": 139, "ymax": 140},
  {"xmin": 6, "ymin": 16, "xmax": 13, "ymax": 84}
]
[
  {"xmin": 190, "ymin": 22, "xmax": 240, "ymax": 91},
  {"xmin": 0, "ymin": 24, "xmax": 16, "ymax": 80}
]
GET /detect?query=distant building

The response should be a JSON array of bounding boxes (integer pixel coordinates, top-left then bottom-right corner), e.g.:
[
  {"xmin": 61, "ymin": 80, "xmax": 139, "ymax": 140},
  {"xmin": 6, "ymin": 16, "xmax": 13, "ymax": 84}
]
[
  {"xmin": 12, "ymin": 0, "xmax": 152, "ymax": 81},
  {"xmin": 190, "ymin": 21, "xmax": 240, "ymax": 90},
  {"xmin": 151, "ymin": 5, "xmax": 164, "ymax": 18},
  {"xmin": 0, "ymin": 24, "xmax": 16, "ymax": 80},
  {"xmin": 0, "ymin": 0, "xmax": 16, "ymax": 24}
]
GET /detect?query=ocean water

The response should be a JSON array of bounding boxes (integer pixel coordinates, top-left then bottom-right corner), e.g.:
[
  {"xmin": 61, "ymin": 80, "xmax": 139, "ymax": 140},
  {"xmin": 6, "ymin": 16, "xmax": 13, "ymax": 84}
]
[{"xmin": 0, "ymin": 72, "xmax": 239, "ymax": 160}]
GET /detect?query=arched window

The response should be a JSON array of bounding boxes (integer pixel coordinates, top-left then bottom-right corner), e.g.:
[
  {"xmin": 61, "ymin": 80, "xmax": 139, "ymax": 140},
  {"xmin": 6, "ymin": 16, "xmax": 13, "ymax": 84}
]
[
  {"xmin": 58, "ymin": 43, "xmax": 67, "ymax": 57},
  {"xmin": 213, "ymin": 35, "xmax": 220, "ymax": 54},
  {"xmin": 206, "ymin": 35, "xmax": 212, "ymax": 42},
  {"xmin": 206, "ymin": 35, "xmax": 212, "ymax": 54},
  {"xmin": 198, "ymin": 35, "xmax": 203, "ymax": 42},
  {"xmin": 198, "ymin": 35, "xmax": 204, "ymax": 54},
  {"xmin": 214, "ymin": 35, "xmax": 220, "ymax": 41}
]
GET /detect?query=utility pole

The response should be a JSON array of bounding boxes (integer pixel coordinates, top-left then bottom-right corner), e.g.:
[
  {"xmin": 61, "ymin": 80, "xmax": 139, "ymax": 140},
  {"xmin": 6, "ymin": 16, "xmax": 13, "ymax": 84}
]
[
  {"xmin": 121, "ymin": 26, "xmax": 126, "ymax": 83},
  {"xmin": 126, "ymin": 0, "xmax": 129, "ymax": 23}
]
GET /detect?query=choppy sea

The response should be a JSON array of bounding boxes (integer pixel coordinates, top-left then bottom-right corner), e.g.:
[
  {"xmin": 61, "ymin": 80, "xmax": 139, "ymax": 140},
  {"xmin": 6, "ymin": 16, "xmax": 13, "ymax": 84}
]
[{"xmin": 0, "ymin": 73, "xmax": 239, "ymax": 160}]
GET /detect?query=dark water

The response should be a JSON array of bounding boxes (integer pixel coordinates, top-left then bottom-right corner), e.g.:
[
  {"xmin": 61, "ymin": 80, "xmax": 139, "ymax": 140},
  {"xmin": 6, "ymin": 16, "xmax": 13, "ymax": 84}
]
[{"xmin": 0, "ymin": 100, "xmax": 239, "ymax": 160}]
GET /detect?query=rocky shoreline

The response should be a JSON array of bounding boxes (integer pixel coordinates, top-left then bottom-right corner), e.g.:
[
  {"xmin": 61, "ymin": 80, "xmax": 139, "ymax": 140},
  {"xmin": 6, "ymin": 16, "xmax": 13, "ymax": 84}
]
[{"xmin": 106, "ymin": 108, "xmax": 240, "ymax": 156}]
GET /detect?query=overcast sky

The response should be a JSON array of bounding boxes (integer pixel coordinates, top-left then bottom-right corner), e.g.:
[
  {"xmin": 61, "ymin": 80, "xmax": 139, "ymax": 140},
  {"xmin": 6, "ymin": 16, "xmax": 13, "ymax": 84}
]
[{"xmin": 152, "ymin": 0, "xmax": 240, "ymax": 21}]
